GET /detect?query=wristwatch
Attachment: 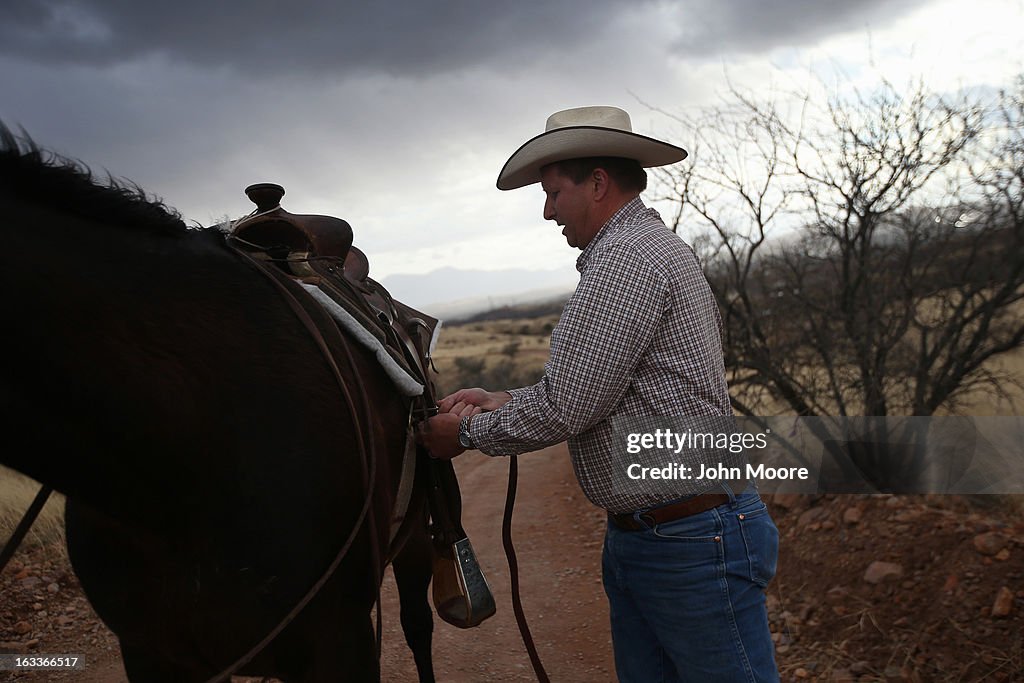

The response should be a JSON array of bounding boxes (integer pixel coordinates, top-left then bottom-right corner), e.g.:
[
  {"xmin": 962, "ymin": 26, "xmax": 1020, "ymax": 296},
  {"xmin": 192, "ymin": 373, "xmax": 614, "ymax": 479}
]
[{"xmin": 458, "ymin": 415, "xmax": 475, "ymax": 450}]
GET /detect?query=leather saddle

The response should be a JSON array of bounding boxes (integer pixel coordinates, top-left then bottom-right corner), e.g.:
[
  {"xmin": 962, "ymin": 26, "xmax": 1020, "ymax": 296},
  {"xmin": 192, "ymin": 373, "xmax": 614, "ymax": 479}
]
[{"xmin": 228, "ymin": 183, "xmax": 437, "ymax": 400}]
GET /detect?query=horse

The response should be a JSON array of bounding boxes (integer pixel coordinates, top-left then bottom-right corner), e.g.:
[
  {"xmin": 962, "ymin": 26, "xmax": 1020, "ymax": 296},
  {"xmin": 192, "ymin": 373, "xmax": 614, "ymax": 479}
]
[{"xmin": 0, "ymin": 124, "xmax": 440, "ymax": 682}]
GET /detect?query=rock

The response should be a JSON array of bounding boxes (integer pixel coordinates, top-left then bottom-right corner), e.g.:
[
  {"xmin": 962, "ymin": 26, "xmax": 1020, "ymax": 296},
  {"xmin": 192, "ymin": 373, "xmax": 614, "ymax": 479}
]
[
  {"xmin": 19, "ymin": 576, "xmax": 42, "ymax": 589},
  {"xmin": 992, "ymin": 586, "xmax": 1014, "ymax": 617},
  {"xmin": 974, "ymin": 532, "xmax": 1008, "ymax": 556},
  {"xmin": 831, "ymin": 668, "xmax": 856, "ymax": 683},
  {"xmin": 995, "ymin": 549, "xmax": 1011, "ymax": 562},
  {"xmin": 883, "ymin": 665, "xmax": 904, "ymax": 680},
  {"xmin": 942, "ymin": 574, "xmax": 959, "ymax": 593},
  {"xmin": 864, "ymin": 561, "xmax": 903, "ymax": 584},
  {"xmin": 794, "ymin": 667, "xmax": 809, "ymax": 678},
  {"xmin": 780, "ymin": 610, "xmax": 802, "ymax": 627},
  {"xmin": 843, "ymin": 507, "xmax": 863, "ymax": 524},
  {"xmin": 798, "ymin": 507, "xmax": 829, "ymax": 527},
  {"xmin": 47, "ymin": 582, "xmax": 60, "ymax": 594},
  {"xmin": 769, "ymin": 493, "xmax": 805, "ymax": 510},
  {"xmin": 850, "ymin": 660, "xmax": 872, "ymax": 674},
  {"xmin": 12, "ymin": 621, "xmax": 31, "ymax": 635},
  {"xmin": 826, "ymin": 586, "xmax": 849, "ymax": 603}
]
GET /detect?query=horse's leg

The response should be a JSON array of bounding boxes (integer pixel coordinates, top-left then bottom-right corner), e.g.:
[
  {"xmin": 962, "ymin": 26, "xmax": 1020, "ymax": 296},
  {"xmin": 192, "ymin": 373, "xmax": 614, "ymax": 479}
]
[{"xmin": 392, "ymin": 506, "xmax": 436, "ymax": 683}]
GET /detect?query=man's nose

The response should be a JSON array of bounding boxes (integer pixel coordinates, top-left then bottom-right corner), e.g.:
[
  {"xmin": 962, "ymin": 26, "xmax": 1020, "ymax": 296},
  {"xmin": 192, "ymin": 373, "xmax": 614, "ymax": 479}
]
[{"xmin": 543, "ymin": 198, "xmax": 556, "ymax": 221}]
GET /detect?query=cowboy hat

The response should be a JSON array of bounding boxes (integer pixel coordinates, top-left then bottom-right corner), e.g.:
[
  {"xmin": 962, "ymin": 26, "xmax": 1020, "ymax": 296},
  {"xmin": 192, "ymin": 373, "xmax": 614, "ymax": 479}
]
[{"xmin": 496, "ymin": 105, "xmax": 687, "ymax": 191}]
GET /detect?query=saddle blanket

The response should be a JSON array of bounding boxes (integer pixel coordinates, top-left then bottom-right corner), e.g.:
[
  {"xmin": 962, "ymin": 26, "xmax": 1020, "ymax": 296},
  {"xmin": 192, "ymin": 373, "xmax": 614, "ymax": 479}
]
[{"xmin": 300, "ymin": 283, "xmax": 439, "ymax": 398}]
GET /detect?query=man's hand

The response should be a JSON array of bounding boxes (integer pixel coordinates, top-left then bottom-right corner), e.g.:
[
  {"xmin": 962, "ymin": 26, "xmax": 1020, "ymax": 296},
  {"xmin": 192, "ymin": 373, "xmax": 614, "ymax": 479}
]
[
  {"xmin": 439, "ymin": 388, "xmax": 513, "ymax": 414},
  {"xmin": 416, "ymin": 413, "xmax": 465, "ymax": 460},
  {"xmin": 418, "ymin": 388, "xmax": 510, "ymax": 459}
]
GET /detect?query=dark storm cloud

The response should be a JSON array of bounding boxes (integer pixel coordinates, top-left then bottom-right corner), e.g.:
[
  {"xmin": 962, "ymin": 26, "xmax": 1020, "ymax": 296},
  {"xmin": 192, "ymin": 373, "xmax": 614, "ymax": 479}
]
[
  {"xmin": 3, "ymin": 0, "xmax": 932, "ymax": 75},
  {"xmin": 0, "ymin": 0, "xmax": 634, "ymax": 74}
]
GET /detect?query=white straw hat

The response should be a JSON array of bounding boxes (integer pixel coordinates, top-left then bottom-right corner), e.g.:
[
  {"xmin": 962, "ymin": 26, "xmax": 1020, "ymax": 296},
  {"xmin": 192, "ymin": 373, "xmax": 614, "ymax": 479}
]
[{"xmin": 496, "ymin": 105, "xmax": 687, "ymax": 190}]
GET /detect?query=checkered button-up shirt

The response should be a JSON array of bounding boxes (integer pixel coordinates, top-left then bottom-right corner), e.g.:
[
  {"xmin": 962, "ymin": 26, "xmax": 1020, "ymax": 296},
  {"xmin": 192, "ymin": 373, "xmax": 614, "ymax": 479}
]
[{"xmin": 469, "ymin": 197, "xmax": 732, "ymax": 513}]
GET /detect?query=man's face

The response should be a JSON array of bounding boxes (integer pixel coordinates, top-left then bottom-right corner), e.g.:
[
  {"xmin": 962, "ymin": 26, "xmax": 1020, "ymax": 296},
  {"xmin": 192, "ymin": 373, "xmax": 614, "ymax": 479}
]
[{"xmin": 540, "ymin": 165, "xmax": 597, "ymax": 250}]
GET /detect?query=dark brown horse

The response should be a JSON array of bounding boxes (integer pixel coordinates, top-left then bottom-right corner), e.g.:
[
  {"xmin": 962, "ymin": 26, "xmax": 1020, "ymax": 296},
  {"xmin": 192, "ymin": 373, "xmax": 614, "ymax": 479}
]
[{"xmin": 0, "ymin": 125, "xmax": 438, "ymax": 682}]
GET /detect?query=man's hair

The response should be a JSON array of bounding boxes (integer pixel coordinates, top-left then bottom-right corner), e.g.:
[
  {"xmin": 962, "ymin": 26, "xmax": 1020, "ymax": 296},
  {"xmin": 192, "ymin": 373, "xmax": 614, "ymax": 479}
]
[{"xmin": 547, "ymin": 157, "xmax": 648, "ymax": 193}]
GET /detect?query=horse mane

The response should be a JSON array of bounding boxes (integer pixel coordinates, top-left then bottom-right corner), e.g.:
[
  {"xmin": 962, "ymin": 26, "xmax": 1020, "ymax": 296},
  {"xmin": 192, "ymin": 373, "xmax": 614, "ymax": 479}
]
[{"xmin": 0, "ymin": 121, "xmax": 190, "ymax": 234}]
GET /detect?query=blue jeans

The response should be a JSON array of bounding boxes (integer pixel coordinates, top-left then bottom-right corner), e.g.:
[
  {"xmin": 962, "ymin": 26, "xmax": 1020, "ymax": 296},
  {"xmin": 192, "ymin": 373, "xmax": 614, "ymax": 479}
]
[{"xmin": 602, "ymin": 487, "xmax": 780, "ymax": 682}]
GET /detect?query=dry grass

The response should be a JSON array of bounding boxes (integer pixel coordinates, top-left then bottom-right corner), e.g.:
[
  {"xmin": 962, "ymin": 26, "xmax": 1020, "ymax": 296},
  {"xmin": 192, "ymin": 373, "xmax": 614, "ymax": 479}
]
[
  {"xmin": 434, "ymin": 315, "xmax": 557, "ymax": 360},
  {"xmin": 0, "ymin": 466, "xmax": 67, "ymax": 549},
  {"xmin": 949, "ymin": 349, "xmax": 1024, "ymax": 415},
  {"xmin": 432, "ymin": 315, "xmax": 556, "ymax": 395}
]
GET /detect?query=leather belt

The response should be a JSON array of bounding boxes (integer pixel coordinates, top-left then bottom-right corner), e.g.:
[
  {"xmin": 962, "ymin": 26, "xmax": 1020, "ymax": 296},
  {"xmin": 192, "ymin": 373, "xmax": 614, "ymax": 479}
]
[{"xmin": 609, "ymin": 481, "xmax": 749, "ymax": 531}]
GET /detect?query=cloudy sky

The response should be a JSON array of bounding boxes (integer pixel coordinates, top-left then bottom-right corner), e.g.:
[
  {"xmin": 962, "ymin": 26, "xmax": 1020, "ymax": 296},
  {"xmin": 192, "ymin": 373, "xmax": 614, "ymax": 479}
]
[{"xmin": 2, "ymin": 0, "xmax": 1022, "ymax": 307}]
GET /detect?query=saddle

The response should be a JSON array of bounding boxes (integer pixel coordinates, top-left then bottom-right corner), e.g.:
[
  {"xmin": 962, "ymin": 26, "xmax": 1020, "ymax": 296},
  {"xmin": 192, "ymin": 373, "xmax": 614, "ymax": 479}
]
[
  {"xmin": 227, "ymin": 183, "xmax": 495, "ymax": 629},
  {"xmin": 230, "ymin": 183, "xmax": 436, "ymax": 400}
]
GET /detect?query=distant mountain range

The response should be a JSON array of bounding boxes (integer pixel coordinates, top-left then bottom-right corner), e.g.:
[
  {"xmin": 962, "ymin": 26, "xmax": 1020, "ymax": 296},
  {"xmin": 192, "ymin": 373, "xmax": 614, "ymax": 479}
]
[{"xmin": 380, "ymin": 266, "xmax": 577, "ymax": 320}]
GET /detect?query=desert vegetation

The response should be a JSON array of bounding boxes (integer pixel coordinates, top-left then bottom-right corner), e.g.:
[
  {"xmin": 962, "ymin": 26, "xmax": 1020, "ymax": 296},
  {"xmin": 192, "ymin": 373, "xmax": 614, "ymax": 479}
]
[{"xmin": 651, "ymin": 72, "xmax": 1024, "ymax": 419}]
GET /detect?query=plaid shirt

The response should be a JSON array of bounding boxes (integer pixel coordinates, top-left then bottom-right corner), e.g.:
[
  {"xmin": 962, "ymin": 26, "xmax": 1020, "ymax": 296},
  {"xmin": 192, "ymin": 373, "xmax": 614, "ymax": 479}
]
[{"xmin": 470, "ymin": 197, "xmax": 732, "ymax": 513}]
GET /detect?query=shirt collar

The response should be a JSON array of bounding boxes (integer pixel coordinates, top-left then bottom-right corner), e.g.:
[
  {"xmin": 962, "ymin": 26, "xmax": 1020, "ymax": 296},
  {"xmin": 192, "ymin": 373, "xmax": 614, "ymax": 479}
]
[{"xmin": 576, "ymin": 196, "xmax": 647, "ymax": 273}]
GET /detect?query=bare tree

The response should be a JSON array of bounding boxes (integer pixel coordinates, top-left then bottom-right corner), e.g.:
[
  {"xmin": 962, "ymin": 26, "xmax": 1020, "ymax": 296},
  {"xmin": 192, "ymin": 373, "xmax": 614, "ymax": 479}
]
[{"xmin": 652, "ymin": 74, "xmax": 1024, "ymax": 417}]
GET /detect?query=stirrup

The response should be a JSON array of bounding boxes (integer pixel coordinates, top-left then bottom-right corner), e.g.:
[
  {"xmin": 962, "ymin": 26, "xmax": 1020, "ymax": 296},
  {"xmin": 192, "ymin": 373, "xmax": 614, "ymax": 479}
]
[{"xmin": 432, "ymin": 537, "xmax": 496, "ymax": 628}]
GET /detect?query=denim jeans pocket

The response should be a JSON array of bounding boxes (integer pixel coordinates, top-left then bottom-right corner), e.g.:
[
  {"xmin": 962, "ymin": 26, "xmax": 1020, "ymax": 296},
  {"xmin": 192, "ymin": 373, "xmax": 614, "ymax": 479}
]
[
  {"xmin": 738, "ymin": 505, "xmax": 779, "ymax": 587},
  {"xmin": 651, "ymin": 508, "xmax": 722, "ymax": 541}
]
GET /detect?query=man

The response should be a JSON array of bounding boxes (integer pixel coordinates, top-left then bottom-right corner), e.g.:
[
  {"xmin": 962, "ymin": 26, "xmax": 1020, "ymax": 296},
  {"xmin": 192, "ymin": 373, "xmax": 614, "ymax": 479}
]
[{"xmin": 418, "ymin": 106, "xmax": 779, "ymax": 682}]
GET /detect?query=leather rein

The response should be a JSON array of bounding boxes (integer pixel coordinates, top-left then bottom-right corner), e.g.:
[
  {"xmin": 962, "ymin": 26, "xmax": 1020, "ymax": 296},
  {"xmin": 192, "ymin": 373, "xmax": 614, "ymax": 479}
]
[{"xmin": 503, "ymin": 455, "xmax": 551, "ymax": 682}]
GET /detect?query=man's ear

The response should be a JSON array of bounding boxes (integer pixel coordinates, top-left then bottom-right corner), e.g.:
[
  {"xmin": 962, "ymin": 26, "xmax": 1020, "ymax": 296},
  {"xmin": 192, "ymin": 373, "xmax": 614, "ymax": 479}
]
[{"xmin": 591, "ymin": 168, "xmax": 610, "ymax": 201}]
